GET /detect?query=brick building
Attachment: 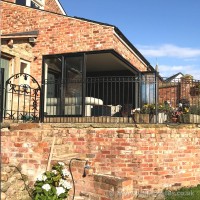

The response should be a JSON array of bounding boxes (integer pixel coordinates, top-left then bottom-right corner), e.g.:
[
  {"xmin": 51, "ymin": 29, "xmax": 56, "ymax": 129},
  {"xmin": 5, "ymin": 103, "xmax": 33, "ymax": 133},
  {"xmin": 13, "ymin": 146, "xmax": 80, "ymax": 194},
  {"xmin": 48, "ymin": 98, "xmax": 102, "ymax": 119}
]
[
  {"xmin": 1, "ymin": 0, "xmax": 156, "ymax": 121},
  {"xmin": 2, "ymin": 2, "xmax": 200, "ymax": 200}
]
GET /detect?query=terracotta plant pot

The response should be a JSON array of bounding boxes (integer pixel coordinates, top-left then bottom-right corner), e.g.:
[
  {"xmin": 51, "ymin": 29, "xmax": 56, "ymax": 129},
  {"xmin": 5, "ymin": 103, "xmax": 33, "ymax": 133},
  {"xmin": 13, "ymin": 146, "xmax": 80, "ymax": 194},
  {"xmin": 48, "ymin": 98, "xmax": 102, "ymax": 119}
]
[{"xmin": 171, "ymin": 117, "xmax": 178, "ymax": 123}]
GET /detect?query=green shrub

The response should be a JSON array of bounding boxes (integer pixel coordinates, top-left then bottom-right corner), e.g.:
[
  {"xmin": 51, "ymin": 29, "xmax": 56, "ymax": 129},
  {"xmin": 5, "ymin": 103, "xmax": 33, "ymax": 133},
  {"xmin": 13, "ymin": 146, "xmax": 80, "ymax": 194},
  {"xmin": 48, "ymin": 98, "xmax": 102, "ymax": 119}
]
[
  {"xmin": 190, "ymin": 105, "xmax": 200, "ymax": 115},
  {"xmin": 32, "ymin": 162, "xmax": 72, "ymax": 200}
]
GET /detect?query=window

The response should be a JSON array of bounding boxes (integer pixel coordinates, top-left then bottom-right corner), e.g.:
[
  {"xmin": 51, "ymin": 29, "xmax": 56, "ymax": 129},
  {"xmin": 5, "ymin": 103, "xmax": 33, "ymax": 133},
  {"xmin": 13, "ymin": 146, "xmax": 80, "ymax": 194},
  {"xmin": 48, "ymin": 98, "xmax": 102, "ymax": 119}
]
[
  {"xmin": 0, "ymin": 57, "xmax": 10, "ymax": 86},
  {"xmin": 19, "ymin": 60, "xmax": 30, "ymax": 84},
  {"xmin": 0, "ymin": 57, "xmax": 12, "ymax": 112},
  {"xmin": 31, "ymin": 1, "xmax": 40, "ymax": 9},
  {"xmin": 16, "ymin": 0, "xmax": 26, "ymax": 6},
  {"xmin": 16, "ymin": 0, "xmax": 44, "ymax": 9},
  {"xmin": 20, "ymin": 62, "xmax": 28, "ymax": 74}
]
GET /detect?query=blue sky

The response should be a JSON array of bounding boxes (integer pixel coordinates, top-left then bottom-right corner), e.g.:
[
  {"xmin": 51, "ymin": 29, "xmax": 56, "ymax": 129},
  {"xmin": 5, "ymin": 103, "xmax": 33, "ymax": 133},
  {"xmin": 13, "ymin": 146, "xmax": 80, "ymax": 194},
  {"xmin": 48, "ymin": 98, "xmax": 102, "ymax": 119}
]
[{"xmin": 60, "ymin": 0, "xmax": 200, "ymax": 79}]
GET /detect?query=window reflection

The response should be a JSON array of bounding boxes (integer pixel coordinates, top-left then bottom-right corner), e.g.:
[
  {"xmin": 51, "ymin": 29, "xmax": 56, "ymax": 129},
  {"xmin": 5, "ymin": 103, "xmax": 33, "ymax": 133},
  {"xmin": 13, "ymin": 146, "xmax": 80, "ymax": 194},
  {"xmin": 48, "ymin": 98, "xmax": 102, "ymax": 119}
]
[
  {"xmin": 44, "ymin": 55, "xmax": 83, "ymax": 116},
  {"xmin": 141, "ymin": 74, "xmax": 155, "ymax": 105}
]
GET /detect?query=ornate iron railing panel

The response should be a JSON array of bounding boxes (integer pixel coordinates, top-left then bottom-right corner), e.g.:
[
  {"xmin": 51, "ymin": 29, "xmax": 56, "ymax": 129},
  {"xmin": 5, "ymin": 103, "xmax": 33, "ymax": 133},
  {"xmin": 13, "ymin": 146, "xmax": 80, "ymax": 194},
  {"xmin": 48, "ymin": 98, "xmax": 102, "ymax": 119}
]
[{"xmin": 4, "ymin": 73, "xmax": 41, "ymax": 122}]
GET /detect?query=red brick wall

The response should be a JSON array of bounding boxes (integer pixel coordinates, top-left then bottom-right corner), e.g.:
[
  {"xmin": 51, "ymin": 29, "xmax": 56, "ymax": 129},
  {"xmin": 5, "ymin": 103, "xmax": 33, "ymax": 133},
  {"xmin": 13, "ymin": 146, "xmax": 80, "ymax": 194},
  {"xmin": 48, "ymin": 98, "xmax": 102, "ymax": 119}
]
[
  {"xmin": 2, "ymin": 124, "xmax": 200, "ymax": 199},
  {"xmin": 1, "ymin": 1, "xmax": 148, "ymax": 84},
  {"xmin": 2, "ymin": 0, "xmax": 15, "ymax": 3},
  {"xmin": 159, "ymin": 78, "xmax": 200, "ymax": 107},
  {"xmin": 45, "ymin": 0, "xmax": 64, "ymax": 14},
  {"xmin": 159, "ymin": 85, "xmax": 179, "ymax": 107},
  {"xmin": 2, "ymin": 0, "xmax": 64, "ymax": 14}
]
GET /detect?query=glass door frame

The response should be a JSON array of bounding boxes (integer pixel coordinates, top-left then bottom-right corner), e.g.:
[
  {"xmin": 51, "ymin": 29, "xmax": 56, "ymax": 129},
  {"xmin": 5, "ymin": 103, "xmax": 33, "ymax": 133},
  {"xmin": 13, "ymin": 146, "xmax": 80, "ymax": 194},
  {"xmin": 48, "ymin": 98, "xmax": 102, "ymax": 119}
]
[
  {"xmin": 0, "ymin": 68, "xmax": 4, "ymax": 122},
  {"xmin": 41, "ymin": 53, "xmax": 86, "ymax": 120}
]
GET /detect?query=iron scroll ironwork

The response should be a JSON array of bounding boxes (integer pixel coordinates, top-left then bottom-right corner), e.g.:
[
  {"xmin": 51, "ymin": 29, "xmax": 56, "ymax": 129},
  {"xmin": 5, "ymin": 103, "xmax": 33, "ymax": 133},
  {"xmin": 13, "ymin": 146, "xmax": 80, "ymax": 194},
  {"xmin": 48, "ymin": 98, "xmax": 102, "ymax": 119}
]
[{"xmin": 4, "ymin": 73, "xmax": 41, "ymax": 122}]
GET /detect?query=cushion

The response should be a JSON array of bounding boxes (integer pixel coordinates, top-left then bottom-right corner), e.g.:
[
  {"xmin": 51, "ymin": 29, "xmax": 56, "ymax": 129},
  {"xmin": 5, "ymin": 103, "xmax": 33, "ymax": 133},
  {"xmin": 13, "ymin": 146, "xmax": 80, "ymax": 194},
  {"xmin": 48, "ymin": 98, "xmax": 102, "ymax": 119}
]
[{"xmin": 46, "ymin": 97, "xmax": 103, "ymax": 106}]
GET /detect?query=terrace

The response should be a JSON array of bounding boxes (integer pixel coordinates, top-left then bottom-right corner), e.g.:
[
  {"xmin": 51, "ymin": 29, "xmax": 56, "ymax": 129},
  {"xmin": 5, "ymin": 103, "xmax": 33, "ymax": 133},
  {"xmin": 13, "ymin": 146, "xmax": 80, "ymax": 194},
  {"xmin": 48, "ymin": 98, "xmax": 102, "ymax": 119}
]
[{"xmin": 1, "ymin": 56, "xmax": 200, "ymax": 124}]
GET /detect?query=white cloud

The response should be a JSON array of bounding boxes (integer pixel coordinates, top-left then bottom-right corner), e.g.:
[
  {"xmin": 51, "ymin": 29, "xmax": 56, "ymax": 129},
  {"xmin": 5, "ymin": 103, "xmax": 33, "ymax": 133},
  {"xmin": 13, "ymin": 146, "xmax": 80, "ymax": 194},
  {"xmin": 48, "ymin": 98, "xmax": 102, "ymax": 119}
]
[
  {"xmin": 138, "ymin": 44, "xmax": 200, "ymax": 58},
  {"xmin": 159, "ymin": 64, "xmax": 186, "ymax": 72},
  {"xmin": 158, "ymin": 64, "xmax": 200, "ymax": 80}
]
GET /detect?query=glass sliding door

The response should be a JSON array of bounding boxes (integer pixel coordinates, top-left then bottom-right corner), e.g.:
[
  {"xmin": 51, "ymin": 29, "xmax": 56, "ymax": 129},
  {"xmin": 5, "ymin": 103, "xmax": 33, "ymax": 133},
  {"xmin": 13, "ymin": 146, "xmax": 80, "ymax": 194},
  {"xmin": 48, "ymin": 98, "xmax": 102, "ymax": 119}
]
[
  {"xmin": 44, "ymin": 56, "xmax": 62, "ymax": 115},
  {"xmin": 43, "ymin": 54, "xmax": 84, "ymax": 116},
  {"xmin": 64, "ymin": 55, "xmax": 83, "ymax": 116}
]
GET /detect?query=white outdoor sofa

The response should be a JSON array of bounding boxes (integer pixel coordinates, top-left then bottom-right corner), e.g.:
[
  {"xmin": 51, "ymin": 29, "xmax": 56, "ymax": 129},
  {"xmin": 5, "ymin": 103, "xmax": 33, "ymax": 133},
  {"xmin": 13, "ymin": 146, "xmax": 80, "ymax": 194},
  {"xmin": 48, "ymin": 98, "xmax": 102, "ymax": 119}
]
[{"xmin": 46, "ymin": 97, "xmax": 103, "ymax": 116}]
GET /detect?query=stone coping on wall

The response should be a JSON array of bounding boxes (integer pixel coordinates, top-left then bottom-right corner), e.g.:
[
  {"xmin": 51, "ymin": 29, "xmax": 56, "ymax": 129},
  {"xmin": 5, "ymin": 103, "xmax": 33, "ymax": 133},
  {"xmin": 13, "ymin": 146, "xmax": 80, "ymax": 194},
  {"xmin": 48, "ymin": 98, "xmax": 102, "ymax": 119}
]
[
  {"xmin": 1, "ymin": 121, "xmax": 200, "ymax": 199},
  {"xmin": 1, "ymin": 121, "xmax": 200, "ymax": 130}
]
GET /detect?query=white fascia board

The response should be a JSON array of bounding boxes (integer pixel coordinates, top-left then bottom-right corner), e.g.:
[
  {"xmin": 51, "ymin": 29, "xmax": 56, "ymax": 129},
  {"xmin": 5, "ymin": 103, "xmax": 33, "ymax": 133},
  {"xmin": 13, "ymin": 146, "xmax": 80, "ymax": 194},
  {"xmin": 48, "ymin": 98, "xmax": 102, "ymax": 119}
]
[{"xmin": 54, "ymin": 0, "xmax": 66, "ymax": 15}]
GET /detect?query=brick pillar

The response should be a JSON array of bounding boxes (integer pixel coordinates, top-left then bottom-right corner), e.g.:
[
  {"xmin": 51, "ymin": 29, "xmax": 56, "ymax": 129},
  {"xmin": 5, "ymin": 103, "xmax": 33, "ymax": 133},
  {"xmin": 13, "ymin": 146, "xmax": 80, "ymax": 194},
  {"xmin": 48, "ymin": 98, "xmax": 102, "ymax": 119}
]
[
  {"xmin": 83, "ymin": 174, "xmax": 134, "ymax": 200},
  {"xmin": 180, "ymin": 76, "xmax": 192, "ymax": 103}
]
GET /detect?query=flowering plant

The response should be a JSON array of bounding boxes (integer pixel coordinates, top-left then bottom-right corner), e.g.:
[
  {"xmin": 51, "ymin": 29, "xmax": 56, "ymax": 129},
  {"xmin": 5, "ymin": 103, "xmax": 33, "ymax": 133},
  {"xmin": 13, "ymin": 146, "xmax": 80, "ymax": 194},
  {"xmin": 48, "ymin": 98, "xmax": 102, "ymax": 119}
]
[
  {"xmin": 140, "ymin": 103, "xmax": 172, "ymax": 114},
  {"xmin": 171, "ymin": 108, "xmax": 182, "ymax": 118},
  {"xmin": 32, "ymin": 162, "xmax": 72, "ymax": 200},
  {"xmin": 141, "ymin": 104, "xmax": 156, "ymax": 114}
]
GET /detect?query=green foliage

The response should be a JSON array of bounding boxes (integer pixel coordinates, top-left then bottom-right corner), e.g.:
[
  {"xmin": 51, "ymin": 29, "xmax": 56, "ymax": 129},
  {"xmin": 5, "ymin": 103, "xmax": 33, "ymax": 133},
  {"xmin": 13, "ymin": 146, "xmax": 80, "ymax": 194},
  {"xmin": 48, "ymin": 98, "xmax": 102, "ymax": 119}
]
[
  {"xmin": 189, "ymin": 105, "xmax": 200, "ymax": 115},
  {"xmin": 141, "ymin": 104, "xmax": 156, "ymax": 114},
  {"xmin": 32, "ymin": 162, "xmax": 72, "ymax": 200},
  {"xmin": 164, "ymin": 185, "xmax": 200, "ymax": 200},
  {"xmin": 158, "ymin": 103, "xmax": 173, "ymax": 113},
  {"xmin": 140, "ymin": 103, "xmax": 173, "ymax": 114}
]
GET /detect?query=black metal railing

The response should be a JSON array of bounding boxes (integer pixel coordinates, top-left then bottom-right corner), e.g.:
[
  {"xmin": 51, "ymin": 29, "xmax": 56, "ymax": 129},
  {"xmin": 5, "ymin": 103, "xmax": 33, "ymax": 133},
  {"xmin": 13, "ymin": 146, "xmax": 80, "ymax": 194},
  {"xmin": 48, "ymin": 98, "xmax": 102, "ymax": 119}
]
[
  {"xmin": 2, "ymin": 74, "xmax": 200, "ymax": 124},
  {"xmin": 43, "ymin": 76, "xmax": 139, "ymax": 123},
  {"xmin": 42, "ymin": 75, "xmax": 200, "ymax": 124}
]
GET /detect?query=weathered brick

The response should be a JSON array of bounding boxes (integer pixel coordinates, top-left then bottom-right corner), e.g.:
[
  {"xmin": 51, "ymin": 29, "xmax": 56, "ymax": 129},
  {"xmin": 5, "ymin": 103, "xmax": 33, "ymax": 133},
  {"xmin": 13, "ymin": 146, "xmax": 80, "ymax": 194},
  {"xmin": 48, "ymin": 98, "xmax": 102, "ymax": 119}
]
[{"xmin": 2, "ymin": 125, "xmax": 200, "ymax": 199}]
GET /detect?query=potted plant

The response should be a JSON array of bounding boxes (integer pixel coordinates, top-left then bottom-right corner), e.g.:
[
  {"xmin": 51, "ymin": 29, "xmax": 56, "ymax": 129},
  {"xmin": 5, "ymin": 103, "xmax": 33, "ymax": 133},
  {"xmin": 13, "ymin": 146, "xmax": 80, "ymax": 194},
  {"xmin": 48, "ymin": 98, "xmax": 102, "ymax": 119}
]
[
  {"xmin": 171, "ymin": 109, "xmax": 182, "ymax": 123},
  {"xmin": 134, "ymin": 104, "xmax": 153, "ymax": 123},
  {"xmin": 156, "ymin": 102, "xmax": 173, "ymax": 123},
  {"xmin": 180, "ymin": 105, "xmax": 200, "ymax": 123},
  {"xmin": 146, "ymin": 102, "xmax": 172, "ymax": 123}
]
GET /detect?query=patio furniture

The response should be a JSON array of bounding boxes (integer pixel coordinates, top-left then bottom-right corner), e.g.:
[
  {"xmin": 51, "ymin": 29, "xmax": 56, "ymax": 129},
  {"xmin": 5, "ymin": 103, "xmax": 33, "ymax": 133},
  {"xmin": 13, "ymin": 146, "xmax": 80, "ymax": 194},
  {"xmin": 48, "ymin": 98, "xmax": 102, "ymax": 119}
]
[{"xmin": 46, "ymin": 97, "xmax": 103, "ymax": 116}]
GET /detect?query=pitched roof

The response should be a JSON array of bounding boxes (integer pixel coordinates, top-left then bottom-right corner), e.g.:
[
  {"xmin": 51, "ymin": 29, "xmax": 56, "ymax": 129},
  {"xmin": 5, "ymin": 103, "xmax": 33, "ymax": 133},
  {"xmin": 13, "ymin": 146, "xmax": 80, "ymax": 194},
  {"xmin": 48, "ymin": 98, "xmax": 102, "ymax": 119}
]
[
  {"xmin": 165, "ymin": 72, "xmax": 184, "ymax": 82},
  {"xmin": 73, "ymin": 17, "xmax": 154, "ymax": 71},
  {"xmin": 55, "ymin": 0, "xmax": 67, "ymax": 15},
  {"xmin": 1, "ymin": 1, "xmax": 155, "ymax": 71}
]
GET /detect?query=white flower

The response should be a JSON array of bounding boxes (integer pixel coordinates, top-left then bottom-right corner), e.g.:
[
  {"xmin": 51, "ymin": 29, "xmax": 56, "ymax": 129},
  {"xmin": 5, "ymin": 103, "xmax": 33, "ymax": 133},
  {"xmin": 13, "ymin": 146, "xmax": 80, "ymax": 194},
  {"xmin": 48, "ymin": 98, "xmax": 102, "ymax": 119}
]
[
  {"xmin": 58, "ymin": 162, "xmax": 65, "ymax": 166},
  {"xmin": 56, "ymin": 186, "xmax": 65, "ymax": 196},
  {"xmin": 37, "ymin": 174, "xmax": 47, "ymax": 181},
  {"xmin": 52, "ymin": 170, "xmax": 57, "ymax": 175},
  {"xmin": 62, "ymin": 169, "xmax": 70, "ymax": 177},
  {"xmin": 59, "ymin": 179, "xmax": 72, "ymax": 190},
  {"xmin": 42, "ymin": 184, "xmax": 51, "ymax": 191}
]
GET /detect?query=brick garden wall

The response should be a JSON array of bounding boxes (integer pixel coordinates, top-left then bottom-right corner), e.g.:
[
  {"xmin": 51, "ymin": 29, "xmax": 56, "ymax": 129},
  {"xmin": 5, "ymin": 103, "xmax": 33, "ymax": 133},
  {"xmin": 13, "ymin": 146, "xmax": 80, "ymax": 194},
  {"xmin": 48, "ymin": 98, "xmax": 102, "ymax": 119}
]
[
  {"xmin": 159, "ymin": 77, "xmax": 200, "ymax": 107},
  {"xmin": 159, "ymin": 85, "xmax": 179, "ymax": 107},
  {"xmin": 1, "ymin": 123, "xmax": 200, "ymax": 199}
]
